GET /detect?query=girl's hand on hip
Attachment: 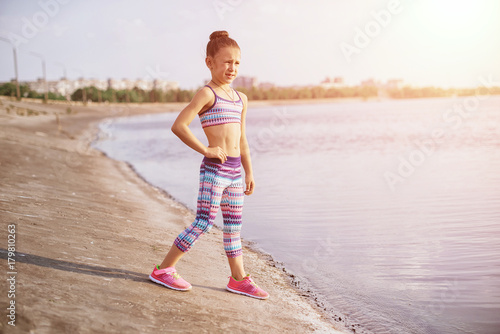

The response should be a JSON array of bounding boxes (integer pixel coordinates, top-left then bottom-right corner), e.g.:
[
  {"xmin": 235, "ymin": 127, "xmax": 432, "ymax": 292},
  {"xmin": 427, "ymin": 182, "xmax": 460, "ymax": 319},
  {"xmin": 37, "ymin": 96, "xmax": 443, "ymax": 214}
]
[{"xmin": 205, "ymin": 146, "xmax": 227, "ymax": 163}]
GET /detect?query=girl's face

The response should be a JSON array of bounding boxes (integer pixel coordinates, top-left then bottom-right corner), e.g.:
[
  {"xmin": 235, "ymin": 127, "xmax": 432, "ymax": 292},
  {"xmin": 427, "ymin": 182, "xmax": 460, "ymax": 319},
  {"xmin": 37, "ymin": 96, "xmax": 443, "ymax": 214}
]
[{"xmin": 206, "ymin": 46, "xmax": 241, "ymax": 85}]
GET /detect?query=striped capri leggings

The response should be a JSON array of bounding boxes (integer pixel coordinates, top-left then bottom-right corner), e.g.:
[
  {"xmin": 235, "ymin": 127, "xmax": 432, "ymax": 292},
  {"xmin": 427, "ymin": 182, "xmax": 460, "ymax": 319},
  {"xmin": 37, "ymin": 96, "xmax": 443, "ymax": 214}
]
[{"xmin": 174, "ymin": 156, "xmax": 244, "ymax": 258}]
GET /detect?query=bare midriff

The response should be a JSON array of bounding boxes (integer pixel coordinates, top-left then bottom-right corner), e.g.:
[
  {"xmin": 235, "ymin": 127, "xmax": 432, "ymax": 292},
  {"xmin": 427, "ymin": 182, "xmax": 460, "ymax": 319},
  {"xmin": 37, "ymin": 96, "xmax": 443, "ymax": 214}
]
[{"xmin": 203, "ymin": 123, "xmax": 241, "ymax": 157}]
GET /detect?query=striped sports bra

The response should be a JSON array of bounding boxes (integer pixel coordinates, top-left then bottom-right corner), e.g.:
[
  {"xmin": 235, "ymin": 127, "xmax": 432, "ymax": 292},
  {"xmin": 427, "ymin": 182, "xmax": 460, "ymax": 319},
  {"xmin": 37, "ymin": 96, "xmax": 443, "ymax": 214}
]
[{"xmin": 199, "ymin": 85, "xmax": 243, "ymax": 128}]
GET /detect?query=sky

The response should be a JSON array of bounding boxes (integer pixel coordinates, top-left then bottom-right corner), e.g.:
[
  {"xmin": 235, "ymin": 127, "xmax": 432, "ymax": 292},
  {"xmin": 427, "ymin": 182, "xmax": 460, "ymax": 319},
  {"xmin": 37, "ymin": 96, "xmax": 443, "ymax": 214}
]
[{"xmin": 0, "ymin": 0, "xmax": 499, "ymax": 89}]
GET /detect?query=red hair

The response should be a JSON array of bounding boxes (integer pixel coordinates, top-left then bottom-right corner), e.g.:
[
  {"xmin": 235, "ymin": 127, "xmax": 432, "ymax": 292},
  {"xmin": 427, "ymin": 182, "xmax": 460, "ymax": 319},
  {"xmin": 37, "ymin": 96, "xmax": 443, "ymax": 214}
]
[{"xmin": 206, "ymin": 31, "xmax": 240, "ymax": 58}]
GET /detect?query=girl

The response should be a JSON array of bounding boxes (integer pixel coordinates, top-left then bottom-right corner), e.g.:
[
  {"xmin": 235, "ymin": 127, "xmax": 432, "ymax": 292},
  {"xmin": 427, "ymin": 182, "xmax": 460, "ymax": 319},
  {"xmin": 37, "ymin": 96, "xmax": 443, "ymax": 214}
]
[{"xmin": 149, "ymin": 31, "xmax": 269, "ymax": 300}]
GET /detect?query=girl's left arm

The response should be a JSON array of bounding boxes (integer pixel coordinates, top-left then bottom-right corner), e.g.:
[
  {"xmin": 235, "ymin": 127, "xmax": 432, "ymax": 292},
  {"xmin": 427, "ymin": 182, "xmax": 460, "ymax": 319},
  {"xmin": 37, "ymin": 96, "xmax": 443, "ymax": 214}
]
[{"xmin": 239, "ymin": 92, "xmax": 255, "ymax": 195}]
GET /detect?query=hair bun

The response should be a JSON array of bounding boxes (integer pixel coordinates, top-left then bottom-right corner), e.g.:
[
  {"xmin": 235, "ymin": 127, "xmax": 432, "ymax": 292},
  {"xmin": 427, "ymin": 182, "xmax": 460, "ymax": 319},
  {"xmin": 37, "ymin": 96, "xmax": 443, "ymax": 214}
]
[{"xmin": 210, "ymin": 30, "xmax": 229, "ymax": 41}]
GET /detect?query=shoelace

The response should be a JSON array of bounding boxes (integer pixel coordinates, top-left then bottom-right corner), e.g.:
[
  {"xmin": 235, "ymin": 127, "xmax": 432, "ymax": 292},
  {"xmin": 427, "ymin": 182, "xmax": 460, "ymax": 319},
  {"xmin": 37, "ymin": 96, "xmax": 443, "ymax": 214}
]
[
  {"xmin": 170, "ymin": 272, "xmax": 181, "ymax": 280},
  {"xmin": 246, "ymin": 278, "xmax": 259, "ymax": 289}
]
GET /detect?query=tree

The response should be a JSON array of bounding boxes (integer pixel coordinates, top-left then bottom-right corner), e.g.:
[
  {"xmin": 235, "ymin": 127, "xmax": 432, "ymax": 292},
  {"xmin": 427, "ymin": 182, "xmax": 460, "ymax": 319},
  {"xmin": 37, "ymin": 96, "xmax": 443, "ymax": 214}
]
[{"xmin": 0, "ymin": 83, "xmax": 30, "ymax": 97}]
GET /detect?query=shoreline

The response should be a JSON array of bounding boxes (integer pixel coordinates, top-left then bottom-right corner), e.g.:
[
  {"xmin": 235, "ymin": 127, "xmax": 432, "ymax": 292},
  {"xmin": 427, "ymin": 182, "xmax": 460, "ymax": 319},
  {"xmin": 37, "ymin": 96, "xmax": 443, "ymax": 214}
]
[
  {"xmin": 6, "ymin": 91, "xmax": 495, "ymax": 109},
  {"xmin": 89, "ymin": 104, "xmax": 352, "ymax": 330},
  {"xmin": 0, "ymin": 97, "xmax": 347, "ymax": 333},
  {"xmin": 110, "ymin": 155, "xmax": 350, "ymax": 331}
]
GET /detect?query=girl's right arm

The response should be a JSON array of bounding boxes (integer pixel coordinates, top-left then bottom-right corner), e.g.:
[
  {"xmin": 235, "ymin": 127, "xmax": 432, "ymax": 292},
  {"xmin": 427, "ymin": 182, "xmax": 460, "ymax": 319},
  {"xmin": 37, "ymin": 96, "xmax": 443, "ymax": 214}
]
[{"xmin": 171, "ymin": 87, "xmax": 227, "ymax": 163}]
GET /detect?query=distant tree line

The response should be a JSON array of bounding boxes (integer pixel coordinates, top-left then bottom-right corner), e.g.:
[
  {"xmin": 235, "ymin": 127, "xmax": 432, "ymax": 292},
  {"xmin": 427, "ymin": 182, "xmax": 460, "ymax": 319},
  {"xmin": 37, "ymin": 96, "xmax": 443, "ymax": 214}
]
[
  {"xmin": 236, "ymin": 86, "xmax": 378, "ymax": 100},
  {"xmin": 385, "ymin": 86, "xmax": 500, "ymax": 99},
  {"xmin": 70, "ymin": 87, "xmax": 195, "ymax": 103},
  {"xmin": 236, "ymin": 85, "xmax": 500, "ymax": 100},
  {"xmin": 0, "ymin": 82, "xmax": 66, "ymax": 101},
  {"xmin": 0, "ymin": 82, "xmax": 195, "ymax": 103},
  {"xmin": 1, "ymin": 82, "xmax": 499, "ymax": 103}
]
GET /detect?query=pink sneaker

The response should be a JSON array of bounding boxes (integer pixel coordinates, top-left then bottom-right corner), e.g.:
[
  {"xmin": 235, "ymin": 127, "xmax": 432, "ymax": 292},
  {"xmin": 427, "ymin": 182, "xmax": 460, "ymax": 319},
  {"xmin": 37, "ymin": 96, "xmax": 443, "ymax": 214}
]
[
  {"xmin": 149, "ymin": 265, "xmax": 192, "ymax": 291},
  {"xmin": 226, "ymin": 275, "xmax": 269, "ymax": 300}
]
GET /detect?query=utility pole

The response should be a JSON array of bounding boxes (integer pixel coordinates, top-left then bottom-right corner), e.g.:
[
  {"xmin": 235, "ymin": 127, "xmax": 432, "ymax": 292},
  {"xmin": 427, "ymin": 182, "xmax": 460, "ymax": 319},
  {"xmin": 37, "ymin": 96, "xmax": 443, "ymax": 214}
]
[
  {"xmin": 55, "ymin": 62, "xmax": 69, "ymax": 100},
  {"xmin": 29, "ymin": 52, "xmax": 48, "ymax": 103},
  {"xmin": 55, "ymin": 62, "xmax": 67, "ymax": 79},
  {"xmin": 82, "ymin": 86, "xmax": 87, "ymax": 105},
  {"xmin": 0, "ymin": 37, "xmax": 21, "ymax": 100}
]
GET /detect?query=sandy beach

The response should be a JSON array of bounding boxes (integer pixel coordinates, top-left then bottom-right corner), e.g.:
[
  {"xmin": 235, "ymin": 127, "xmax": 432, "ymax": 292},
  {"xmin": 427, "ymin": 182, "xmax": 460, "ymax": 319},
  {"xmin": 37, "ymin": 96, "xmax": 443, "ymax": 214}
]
[{"xmin": 0, "ymin": 97, "xmax": 347, "ymax": 334}]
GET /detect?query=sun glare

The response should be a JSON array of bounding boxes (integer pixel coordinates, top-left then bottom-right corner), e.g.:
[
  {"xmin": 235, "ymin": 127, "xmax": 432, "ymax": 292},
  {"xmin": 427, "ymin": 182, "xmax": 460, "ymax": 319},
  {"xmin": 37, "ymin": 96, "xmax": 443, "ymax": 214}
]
[
  {"xmin": 415, "ymin": 0, "xmax": 494, "ymax": 39},
  {"xmin": 403, "ymin": 0, "xmax": 500, "ymax": 86}
]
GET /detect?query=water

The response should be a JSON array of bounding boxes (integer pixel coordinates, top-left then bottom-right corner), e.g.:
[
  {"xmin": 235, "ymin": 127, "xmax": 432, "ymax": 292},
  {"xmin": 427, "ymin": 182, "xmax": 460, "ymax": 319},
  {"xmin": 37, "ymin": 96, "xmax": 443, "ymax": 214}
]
[{"xmin": 93, "ymin": 96, "xmax": 500, "ymax": 334}]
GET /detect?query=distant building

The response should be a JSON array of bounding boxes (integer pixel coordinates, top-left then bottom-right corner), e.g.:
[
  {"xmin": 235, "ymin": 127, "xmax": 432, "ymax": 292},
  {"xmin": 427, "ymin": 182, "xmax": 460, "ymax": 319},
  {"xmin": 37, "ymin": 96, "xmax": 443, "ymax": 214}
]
[
  {"xmin": 320, "ymin": 77, "xmax": 345, "ymax": 89},
  {"xmin": 27, "ymin": 78, "xmax": 48, "ymax": 94},
  {"xmin": 153, "ymin": 79, "xmax": 178, "ymax": 91},
  {"xmin": 232, "ymin": 76, "xmax": 258, "ymax": 90},
  {"xmin": 120, "ymin": 79, "xmax": 136, "ymax": 91},
  {"xmin": 385, "ymin": 79, "xmax": 404, "ymax": 90},
  {"xmin": 107, "ymin": 78, "xmax": 123, "ymax": 90},
  {"xmin": 108, "ymin": 78, "xmax": 132, "ymax": 90},
  {"xmin": 258, "ymin": 82, "xmax": 275, "ymax": 90},
  {"xmin": 107, "ymin": 78, "xmax": 178, "ymax": 91},
  {"xmin": 134, "ymin": 79, "xmax": 153, "ymax": 91},
  {"xmin": 90, "ymin": 79, "xmax": 108, "ymax": 91},
  {"xmin": 24, "ymin": 77, "xmax": 178, "ymax": 98},
  {"xmin": 361, "ymin": 78, "xmax": 379, "ymax": 87},
  {"xmin": 55, "ymin": 78, "xmax": 74, "ymax": 97}
]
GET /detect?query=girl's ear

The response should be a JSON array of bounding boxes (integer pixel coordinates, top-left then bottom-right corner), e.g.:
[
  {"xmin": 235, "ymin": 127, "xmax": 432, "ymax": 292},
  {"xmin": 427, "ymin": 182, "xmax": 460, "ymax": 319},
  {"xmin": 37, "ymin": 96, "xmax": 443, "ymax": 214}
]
[{"xmin": 205, "ymin": 57, "xmax": 212, "ymax": 69}]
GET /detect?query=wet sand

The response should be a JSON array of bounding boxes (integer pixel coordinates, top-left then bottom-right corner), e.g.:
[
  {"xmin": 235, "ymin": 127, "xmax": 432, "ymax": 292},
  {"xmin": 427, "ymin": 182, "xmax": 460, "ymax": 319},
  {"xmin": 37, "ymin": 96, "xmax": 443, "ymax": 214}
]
[{"xmin": 0, "ymin": 97, "xmax": 346, "ymax": 333}]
